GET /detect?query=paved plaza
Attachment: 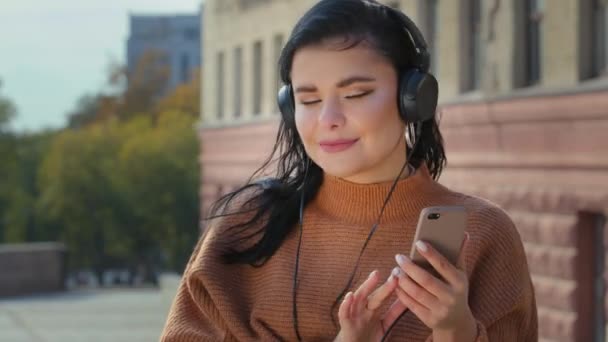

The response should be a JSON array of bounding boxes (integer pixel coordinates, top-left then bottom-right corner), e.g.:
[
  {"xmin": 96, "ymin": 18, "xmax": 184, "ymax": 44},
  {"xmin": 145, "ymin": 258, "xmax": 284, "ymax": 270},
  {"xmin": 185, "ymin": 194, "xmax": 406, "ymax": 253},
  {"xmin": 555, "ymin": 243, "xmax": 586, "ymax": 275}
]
[{"xmin": 0, "ymin": 288, "xmax": 175, "ymax": 342}]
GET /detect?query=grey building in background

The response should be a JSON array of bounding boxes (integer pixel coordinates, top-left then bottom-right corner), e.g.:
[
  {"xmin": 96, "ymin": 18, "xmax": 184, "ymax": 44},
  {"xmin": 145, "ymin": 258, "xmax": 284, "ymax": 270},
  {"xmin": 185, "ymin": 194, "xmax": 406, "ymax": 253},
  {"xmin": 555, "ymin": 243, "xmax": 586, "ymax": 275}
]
[{"xmin": 126, "ymin": 11, "xmax": 203, "ymax": 93}]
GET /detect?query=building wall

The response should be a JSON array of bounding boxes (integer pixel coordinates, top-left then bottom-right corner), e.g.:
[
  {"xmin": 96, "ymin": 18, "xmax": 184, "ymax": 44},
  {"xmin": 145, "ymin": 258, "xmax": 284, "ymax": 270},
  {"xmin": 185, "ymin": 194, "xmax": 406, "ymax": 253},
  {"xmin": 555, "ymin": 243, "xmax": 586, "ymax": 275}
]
[
  {"xmin": 439, "ymin": 91, "xmax": 608, "ymax": 341},
  {"xmin": 199, "ymin": 0, "xmax": 608, "ymax": 340},
  {"xmin": 0, "ymin": 243, "xmax": 67, "ymax": 297}
]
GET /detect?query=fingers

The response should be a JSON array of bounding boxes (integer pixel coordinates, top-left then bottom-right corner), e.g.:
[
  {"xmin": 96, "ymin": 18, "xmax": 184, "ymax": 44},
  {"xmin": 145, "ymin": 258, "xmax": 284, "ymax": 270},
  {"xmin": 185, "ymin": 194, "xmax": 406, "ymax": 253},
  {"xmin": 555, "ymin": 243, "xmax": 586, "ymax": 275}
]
[
  {"xmin": 338, "ymin": 291, "xmax": 354, "ymax": 323},
  {"xmin": 366, "ymin": 269, "xmax": 399, "ymax": 311},
  {"xmin": 352, "ymin": 270, "xmax": 380, "ymax": 315},
  {"xmin": 411, "ymin": 241, "xmax": 463, "ymax": 287},
  {"xmin": 381, "ymin": 299, "xmax": 408, "ymax": 331},
  {"xmin": 392, "ymin": 267, "xmax": 442, "ymax": 311},
  {"xmin": 394, "ymin": 287, "xmax": 431, "ymax": 324},
  {"xmin": 395, "ymin": 254, "xmax": 451, "ymax": 302}
]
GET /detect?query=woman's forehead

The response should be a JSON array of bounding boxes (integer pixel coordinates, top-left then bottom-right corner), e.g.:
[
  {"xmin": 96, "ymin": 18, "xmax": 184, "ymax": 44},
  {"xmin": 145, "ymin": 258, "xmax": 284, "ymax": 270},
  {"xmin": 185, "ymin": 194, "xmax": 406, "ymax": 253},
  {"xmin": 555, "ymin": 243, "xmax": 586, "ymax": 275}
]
[{"xmin": 291, "ymin": 42, "xmax": 393, "ymax": 85}]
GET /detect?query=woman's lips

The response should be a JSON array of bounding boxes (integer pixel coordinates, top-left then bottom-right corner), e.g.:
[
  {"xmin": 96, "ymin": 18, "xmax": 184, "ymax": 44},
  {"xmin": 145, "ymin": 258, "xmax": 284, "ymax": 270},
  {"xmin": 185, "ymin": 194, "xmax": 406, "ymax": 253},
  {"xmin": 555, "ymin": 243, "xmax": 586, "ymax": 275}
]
[{"xmin": 319, "ymin": 138, "xmax": 358, "ymax": 153}]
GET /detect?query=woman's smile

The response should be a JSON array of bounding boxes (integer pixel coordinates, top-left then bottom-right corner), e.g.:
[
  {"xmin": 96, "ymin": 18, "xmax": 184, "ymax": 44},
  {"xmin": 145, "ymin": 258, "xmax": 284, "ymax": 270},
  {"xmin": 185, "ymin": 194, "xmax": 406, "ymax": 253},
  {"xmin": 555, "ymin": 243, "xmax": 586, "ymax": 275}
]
[{"xmin": 319, "ymin": 138, "xmax": 359, "ymax": 153}]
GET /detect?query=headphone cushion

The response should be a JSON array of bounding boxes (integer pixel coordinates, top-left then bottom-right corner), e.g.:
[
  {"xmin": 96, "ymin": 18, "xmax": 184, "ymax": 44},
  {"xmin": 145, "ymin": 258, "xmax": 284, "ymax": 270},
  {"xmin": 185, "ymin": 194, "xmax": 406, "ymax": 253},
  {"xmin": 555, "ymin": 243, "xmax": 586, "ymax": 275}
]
[
  {"xmin": 278, "ymin": 85, "xmax": 295, "ymax": 127},
  {"xmin": 399, "ymin": 69, "xmax": 438, "ymax": 123}
]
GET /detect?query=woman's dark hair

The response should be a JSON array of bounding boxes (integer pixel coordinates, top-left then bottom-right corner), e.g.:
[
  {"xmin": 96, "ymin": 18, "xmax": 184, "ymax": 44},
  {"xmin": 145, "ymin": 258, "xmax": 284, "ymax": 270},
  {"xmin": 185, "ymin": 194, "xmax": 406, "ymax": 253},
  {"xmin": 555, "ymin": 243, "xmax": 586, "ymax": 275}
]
[{"xmin": 206, "ymin": 0, "xmax": 446, "ymax": 311}]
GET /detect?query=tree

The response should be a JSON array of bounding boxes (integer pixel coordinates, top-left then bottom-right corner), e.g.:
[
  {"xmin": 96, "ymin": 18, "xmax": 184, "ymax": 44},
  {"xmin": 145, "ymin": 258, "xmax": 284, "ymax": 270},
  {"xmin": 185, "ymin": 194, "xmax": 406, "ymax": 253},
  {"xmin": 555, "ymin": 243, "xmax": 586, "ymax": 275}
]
[
  {"xmin": 0, "ymin": 79, "xmax": 16, "ymax": 132},
  {"xmin": 0, "ymin": 79, "xmax": 18, "ymax": 242},
  {"xmin": 2, "ymin": 131, "xmax": 56, "ymax": 243},
  {"xmin": 67, "ymin": 51, "xmax": 171, "ymax": 129},
  {"xmin": 115, "ymin": 111, "xmax": 199, "ymax": 273},
  {"xmin": 127, "ymin": 50, "xmax": 170, "ymax": 112},
  {"xmin": 156, "ymin": 68, "xmax": 201, "ymax": 117},
  {"xmin": 38, "ymin": 111, "xmax": 200, "ymax": 279},
  {"xmin": 37, "ymin": 122, "xmax": 127, "ymax": 279},
  {"xmin": 67, "ymin": 94, "xmax": 101, "ymax": 129},
  {"xmin": 32, "ymin": 53, "xmax": 201, "ymax": 282}
]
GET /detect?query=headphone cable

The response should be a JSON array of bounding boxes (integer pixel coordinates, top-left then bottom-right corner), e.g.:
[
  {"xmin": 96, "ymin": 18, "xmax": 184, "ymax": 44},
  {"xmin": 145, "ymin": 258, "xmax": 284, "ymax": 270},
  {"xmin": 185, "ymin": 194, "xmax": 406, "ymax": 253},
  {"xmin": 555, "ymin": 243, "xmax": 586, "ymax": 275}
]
[{"xmin": 293, "ymin": 123, "xmax": 422, "ymax": 341}]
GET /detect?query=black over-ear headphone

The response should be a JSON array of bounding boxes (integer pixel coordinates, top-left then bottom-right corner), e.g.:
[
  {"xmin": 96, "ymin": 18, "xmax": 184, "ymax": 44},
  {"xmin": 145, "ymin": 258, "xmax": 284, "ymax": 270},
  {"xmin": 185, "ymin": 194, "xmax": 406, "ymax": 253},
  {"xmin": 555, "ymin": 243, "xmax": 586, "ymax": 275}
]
[{"xmin": 277, "ymin": 6, "xmax": 438, "ymax": 128}]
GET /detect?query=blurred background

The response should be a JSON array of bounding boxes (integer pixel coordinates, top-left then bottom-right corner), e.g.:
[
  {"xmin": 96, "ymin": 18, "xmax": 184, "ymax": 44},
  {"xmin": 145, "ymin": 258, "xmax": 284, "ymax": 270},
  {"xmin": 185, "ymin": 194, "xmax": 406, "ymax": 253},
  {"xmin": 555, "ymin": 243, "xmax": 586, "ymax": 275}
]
[{"xmin": 1, "ymin": 0, "xmax": 607, "ymax": 341}]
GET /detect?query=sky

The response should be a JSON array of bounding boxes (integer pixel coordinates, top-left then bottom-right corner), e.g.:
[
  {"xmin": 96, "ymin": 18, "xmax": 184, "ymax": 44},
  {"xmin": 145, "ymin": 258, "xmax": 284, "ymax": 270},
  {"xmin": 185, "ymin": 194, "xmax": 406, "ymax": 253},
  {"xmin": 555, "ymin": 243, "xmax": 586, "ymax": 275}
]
[{"xmin": 0, "ymin": 0, "xmax": 204, "ymax": 133}]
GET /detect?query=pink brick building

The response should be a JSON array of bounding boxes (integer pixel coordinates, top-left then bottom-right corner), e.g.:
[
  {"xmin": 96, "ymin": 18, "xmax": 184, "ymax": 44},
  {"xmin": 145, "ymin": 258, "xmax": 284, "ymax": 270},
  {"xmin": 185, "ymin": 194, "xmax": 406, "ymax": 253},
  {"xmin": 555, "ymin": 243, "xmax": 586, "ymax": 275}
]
[{"xmin": 199, "ymin": 1, "xmax": 608, "ymax": 340}]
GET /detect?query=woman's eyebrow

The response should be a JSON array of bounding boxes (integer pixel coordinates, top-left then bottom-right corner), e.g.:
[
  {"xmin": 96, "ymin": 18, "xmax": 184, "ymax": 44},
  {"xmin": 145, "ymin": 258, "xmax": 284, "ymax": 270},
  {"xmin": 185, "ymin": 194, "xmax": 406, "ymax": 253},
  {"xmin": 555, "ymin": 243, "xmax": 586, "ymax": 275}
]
[{"xmin": 294, "ymin": 75, "xmax": 376, "ymax": 94}]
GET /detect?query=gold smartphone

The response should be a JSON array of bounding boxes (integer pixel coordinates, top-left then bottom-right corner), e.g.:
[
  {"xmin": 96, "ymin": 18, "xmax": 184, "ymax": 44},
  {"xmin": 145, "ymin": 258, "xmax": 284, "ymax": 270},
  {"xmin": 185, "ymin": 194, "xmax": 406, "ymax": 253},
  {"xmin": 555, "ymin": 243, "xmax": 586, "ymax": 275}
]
[{"xmin": 409, "ymin": 206, "xmax": 467, "ymax": 275}]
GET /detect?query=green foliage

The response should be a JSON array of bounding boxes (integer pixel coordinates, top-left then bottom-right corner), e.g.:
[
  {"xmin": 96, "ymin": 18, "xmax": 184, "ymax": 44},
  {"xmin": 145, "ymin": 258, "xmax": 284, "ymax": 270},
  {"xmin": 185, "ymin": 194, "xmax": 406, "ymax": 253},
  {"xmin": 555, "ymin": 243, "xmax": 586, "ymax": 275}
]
[
  {"xmin": 0, "ymin": 67, "xmax": 202, "ymax": 278},
  {"xmin": 67, "ymin": 51, "xmax": 174, "ymax": 129},
  {"xmin": 36, "ymin": 112, "xmax": 200, "ymax": 274},
  {"xmin": 0, "ymin": 79, "xmax": 16, "ymax": 132},
  {"xmin": 3, "ymin": 131, "xmax": 56, "ymax": 243},
  {"xmin": 0, "ymin": 78, "xmax": 19, "ymax": 242},
  {"xmin": 115, "ymin": 112, "xmax": 199, "ymax": 271}
]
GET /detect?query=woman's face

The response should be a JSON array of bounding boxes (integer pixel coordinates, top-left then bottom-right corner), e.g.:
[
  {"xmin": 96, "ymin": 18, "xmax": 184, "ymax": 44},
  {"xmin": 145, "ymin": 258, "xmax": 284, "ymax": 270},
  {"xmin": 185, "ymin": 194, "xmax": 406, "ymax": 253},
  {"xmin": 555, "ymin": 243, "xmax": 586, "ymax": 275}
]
[{"xmin": 291, "ymin": 39, "xmax": 407, "ymax": 184}]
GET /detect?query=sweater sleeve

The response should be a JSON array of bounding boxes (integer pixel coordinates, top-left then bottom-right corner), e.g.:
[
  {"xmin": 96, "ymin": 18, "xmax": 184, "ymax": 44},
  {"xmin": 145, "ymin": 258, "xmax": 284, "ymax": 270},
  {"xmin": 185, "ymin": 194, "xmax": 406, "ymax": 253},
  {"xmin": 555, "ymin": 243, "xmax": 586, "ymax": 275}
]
[
  {"xmin": 161, "ymin": 188, "xmax": 264, "ymax": 342},
  {"xmin": 424, "ymin": 206, "xmax": 538, "ymax": 342},
  {"xmin": 160, "ymin": 229, "xmax": 234, "ymax": 342},
  {"xmin": 160, "ymin": 270, "xmax": 231, "ymax": 341},
  {"xmin": 466, "ymin": 207, "xmax": 538, "ymax": 341}
]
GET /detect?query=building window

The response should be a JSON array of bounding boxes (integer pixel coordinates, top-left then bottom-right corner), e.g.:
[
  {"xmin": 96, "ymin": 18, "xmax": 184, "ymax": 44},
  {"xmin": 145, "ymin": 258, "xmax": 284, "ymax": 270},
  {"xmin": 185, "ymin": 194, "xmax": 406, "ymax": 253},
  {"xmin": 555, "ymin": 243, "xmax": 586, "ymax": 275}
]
[
  {"xmin": 464, "ymin": 0, "xmax": 482, "ymax": 91},
  {"xmin": 216, "ymin": 51, "xmax": 225, "ymax": 119},
  {"xmin": 595, "ymin": 215, "xmax": 606, "ymax": 341},
  {"xmin": 425, "ymin": 0, "xmax": 439, "ymax": 76},
  {"xmin": 577, "ymin": 212, "xmax": 606, "ymax": 341},
  {"xmin": 253, "ymin": 41, "xmax": 263, "ymax": 115},
  {"xmin": 273, "ymin": 34, "xmax": 284, "ymax": 113},
  {"xmin": 594, "ymin": 215, "xmax": 608, "ymax": 341},
  {"xmin": 180, "ymin": 53, "xmax": 190, "ymax": 83},
  {"xmin": 233, "ymin": 46, "xmax": 243, "ymax": 117},
  {"xmin": 592, "ymin": 0, "xmax": 608, "ymax": 77},
  {"xmin": 523, "ymin": 0, "xmax": 543, "ymax": 86}
]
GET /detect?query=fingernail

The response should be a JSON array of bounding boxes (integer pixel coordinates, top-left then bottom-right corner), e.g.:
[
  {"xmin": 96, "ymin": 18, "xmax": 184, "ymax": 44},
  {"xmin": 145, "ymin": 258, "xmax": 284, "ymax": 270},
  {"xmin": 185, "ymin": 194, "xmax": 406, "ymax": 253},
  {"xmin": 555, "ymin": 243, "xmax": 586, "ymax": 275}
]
[
  {"xmin": 416, "ymin": 240, "xmax": 428, "ymax": 252},
  {"xmin": 392, "ymin": 267, "xmax": 401, "ymax": 277},
  {"xmin": 368, "ymin": 270, "xmax": 377, "ymax": 279},
  {"xmin": 395, "ymin": 254, "xmax": 408, "ymax": 265}
]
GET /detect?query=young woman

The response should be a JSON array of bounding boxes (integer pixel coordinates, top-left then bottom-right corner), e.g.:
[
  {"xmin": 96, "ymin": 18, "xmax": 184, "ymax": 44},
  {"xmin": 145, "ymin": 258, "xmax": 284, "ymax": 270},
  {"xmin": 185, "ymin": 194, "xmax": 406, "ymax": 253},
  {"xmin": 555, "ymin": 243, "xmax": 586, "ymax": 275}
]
[{"xmin": 161, "ymin": 1, "xmax": 538, "ymax": 341}]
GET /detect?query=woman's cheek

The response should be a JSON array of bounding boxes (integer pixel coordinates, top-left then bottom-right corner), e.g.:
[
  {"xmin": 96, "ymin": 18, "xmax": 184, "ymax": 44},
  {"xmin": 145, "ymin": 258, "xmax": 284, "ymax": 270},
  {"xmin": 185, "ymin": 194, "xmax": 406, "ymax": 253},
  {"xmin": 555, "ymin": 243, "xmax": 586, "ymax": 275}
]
[{"xmin": 295, "ymin": 110, "xmax": 316, "ymax": 148}]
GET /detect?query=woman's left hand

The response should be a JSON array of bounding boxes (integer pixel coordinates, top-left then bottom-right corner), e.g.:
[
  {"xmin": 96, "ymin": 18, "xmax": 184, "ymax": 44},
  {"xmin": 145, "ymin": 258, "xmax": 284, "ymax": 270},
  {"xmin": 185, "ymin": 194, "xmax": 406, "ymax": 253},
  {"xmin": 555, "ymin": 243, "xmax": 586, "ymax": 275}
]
[{"xmin": 393, "ymin": 235, "xmax": 478, "ymax": 340}]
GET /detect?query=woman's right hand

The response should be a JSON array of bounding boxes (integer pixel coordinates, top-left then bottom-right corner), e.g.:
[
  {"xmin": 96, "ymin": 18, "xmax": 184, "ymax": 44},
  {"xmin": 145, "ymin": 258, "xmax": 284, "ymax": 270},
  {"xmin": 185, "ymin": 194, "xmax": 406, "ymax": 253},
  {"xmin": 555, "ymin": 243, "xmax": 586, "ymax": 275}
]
[{"xmin": 335, "ymin": 268, "xmax": 407, "ymax": 342}]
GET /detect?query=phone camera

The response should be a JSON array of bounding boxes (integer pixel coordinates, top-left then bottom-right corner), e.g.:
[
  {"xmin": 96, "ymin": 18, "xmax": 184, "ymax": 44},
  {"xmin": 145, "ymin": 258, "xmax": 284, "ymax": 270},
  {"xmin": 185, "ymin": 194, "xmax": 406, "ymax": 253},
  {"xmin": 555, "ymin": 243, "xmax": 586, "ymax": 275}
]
[{"xmin": 428, "ymin": 213, "xmax": 441, "ymax": 220}]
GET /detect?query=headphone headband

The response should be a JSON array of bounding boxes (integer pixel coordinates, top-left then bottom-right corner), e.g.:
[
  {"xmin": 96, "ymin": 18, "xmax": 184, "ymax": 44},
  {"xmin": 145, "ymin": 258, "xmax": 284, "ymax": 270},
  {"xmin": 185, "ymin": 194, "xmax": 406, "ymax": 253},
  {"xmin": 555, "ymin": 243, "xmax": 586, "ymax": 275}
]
[{"xmin": 385, "ymin": 6, "xmax": 431, "ymax": 72}]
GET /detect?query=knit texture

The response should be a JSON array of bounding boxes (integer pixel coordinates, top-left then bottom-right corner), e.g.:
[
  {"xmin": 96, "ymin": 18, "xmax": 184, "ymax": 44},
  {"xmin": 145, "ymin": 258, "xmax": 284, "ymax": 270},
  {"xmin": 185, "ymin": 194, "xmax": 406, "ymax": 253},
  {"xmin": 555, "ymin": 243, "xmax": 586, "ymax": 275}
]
[{"xmin": 161, "ymin": 166, "xmax": 538, "ymax": 341}]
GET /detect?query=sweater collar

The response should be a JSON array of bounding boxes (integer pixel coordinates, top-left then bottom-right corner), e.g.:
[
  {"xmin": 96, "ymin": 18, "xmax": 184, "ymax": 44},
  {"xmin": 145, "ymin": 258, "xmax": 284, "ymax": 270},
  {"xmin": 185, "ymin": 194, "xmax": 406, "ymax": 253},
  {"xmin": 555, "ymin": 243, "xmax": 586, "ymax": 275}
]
[{"xmin": 311, "ymin": 164, "xmax": 441, "ymax": 225}]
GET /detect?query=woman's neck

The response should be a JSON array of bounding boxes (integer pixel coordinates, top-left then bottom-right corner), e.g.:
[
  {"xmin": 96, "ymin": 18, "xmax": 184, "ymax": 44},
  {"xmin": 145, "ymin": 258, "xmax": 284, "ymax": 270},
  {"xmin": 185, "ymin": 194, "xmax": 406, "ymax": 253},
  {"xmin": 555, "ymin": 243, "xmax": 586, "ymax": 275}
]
[{"xmin": 312, "ymin": 164, "xmax": 439, "ymax": 226}]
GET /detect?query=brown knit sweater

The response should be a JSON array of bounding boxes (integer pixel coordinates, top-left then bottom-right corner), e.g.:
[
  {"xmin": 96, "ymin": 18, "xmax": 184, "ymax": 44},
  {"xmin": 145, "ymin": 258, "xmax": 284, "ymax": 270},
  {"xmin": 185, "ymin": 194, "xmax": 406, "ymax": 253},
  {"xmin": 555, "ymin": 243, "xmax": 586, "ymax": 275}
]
[{"xmin": 161, "ymin": 166, "xmax": 538, "ymax": 341}]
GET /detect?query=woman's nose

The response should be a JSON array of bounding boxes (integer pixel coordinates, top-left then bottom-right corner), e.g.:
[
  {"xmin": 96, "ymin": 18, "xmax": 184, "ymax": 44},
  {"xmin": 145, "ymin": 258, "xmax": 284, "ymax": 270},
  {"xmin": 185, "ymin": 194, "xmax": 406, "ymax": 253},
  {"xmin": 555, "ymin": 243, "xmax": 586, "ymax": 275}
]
[{"xmin": 318, "ymin": 97, "xmax": 345, "ymax": 129}]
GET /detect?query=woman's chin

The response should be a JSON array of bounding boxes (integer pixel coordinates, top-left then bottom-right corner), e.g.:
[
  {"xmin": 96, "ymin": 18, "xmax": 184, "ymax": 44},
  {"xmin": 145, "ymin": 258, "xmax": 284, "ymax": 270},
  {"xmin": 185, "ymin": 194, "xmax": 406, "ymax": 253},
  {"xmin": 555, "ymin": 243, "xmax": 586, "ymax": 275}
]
[{"xmin": 318, "ymin": 163, "xmax": 363, "ymax": 181}]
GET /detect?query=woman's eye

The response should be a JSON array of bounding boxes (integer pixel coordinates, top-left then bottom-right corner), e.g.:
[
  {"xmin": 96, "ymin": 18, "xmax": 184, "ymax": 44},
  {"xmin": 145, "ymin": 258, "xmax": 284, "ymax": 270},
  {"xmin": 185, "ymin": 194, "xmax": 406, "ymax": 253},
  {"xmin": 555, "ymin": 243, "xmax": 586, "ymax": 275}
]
[
  {"xmin": 300, "ymin": 99, "xmax": 321, "ymax": 106},
  {"xmin": 345, "ymin": 90, "xmax": 374, "ymax": 99},
  {"xmin": 299, "ymin": 90, "xmax": 373, "ymax": 105}
]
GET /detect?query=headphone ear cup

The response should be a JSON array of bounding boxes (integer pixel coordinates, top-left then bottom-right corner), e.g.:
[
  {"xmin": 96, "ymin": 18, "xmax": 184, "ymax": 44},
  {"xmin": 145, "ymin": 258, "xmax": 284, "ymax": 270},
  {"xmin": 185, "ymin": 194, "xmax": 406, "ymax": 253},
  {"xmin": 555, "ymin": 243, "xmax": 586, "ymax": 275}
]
[
  {"xmin": 278, "ymin": 85, "xmax": 295, "ymax": 127},
  {"xmin": 398, "ymin": 69, "xmax": 438, "ymax": 123}
]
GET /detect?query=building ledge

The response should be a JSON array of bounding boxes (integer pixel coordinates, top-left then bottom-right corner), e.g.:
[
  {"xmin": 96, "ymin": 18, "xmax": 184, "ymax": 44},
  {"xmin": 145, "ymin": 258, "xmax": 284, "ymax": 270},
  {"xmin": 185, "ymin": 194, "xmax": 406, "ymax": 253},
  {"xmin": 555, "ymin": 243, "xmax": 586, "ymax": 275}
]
[
  {"xmin": 198, "ymin": 114, "xmax": 279, "ymax": 130},
  {"xmin": 441, "ymin": 76, "xmax": 608, "ymax": 106}
]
